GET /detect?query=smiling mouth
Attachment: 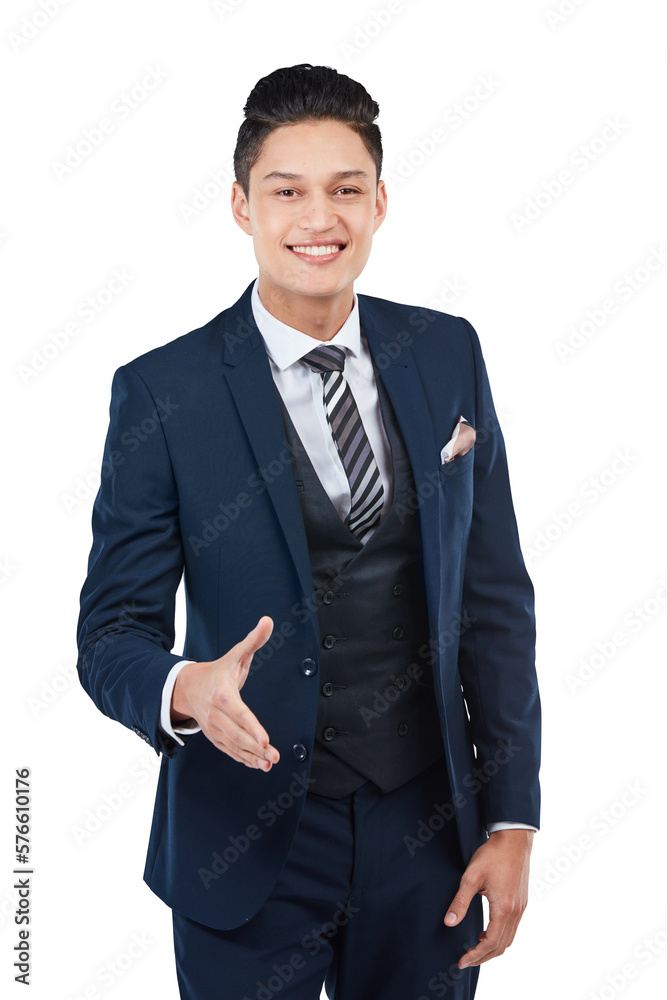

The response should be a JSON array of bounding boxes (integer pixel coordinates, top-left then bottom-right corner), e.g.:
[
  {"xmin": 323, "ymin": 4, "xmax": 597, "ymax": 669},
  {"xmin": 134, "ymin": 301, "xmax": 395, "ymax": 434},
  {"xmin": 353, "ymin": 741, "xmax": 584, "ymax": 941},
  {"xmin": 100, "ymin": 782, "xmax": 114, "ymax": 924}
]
[{"xmin": 287, "ymin": 244, "xmax": 346, "ymax": 257}]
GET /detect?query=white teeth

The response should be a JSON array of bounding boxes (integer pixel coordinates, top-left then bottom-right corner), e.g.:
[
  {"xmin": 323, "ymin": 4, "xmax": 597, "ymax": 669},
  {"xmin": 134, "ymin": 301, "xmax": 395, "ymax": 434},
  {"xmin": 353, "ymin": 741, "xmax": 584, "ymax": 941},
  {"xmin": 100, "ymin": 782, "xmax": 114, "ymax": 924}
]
[{"xmin": 289, "ymin": 245, "xmax": 343, "ymax": 256}]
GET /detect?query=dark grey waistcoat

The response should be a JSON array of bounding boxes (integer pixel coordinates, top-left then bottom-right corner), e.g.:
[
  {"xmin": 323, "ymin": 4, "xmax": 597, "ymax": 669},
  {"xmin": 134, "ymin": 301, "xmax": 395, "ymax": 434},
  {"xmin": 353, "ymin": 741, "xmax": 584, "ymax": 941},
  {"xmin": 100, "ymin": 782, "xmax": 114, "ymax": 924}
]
[{"xmin": 274, "ymin": 348, "xmax": 445, "ymax": 798}]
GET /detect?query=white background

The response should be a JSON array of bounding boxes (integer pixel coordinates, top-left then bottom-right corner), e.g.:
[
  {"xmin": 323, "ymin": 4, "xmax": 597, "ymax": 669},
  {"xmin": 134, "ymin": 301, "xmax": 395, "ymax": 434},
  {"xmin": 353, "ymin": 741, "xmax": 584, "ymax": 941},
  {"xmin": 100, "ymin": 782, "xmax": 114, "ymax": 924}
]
[{"xmin": 2, "ymin": 1, "xmax": 666, "ymax": 998}]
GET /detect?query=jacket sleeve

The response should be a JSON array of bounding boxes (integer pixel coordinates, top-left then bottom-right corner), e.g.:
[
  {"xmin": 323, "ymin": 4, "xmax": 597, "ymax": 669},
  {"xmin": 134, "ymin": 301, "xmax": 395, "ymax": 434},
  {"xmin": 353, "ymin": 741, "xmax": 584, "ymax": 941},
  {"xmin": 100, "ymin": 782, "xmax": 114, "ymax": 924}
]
[
  {"xmin": 76, "ymin": 363, "xmax": 194, "ymax": 758},
  {"xmin": 456, "ymin": 317, "xmax": 541, "ymax": 829}
]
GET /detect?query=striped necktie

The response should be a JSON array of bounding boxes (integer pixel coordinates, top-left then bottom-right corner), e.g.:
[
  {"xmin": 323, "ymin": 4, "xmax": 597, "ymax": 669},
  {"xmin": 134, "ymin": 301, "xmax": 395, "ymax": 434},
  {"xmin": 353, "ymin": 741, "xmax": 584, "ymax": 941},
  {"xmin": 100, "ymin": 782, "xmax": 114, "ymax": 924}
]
[{"xmin": 301, "ymin": 343, "xmax": 384, "ymax": 542}]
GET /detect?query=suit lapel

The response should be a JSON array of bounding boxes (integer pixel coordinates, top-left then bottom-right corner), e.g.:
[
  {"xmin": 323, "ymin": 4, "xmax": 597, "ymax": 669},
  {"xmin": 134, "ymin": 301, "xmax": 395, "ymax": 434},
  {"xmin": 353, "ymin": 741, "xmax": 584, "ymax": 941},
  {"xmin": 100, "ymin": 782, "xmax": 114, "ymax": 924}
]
[
  {"xmin": 220, "ymin": 283, "xmax": 318, "ymax": 629},
  {"xmin": 359, "ymin": 298, "xmax": 443, "ymax": 632}
]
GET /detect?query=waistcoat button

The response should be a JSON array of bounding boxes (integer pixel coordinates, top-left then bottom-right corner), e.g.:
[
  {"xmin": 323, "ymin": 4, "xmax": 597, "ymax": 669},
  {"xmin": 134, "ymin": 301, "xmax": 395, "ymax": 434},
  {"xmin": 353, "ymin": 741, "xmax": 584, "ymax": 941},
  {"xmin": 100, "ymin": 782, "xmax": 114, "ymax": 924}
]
[
  {"xmin": 393, "ymin": 583, "xmax": 403, "ymax": 596},
  {"xmin": 322, "ymin": 682, "xmax": 334, "ymax": 697},
  {"xmin": 323, "ymin": 634, "xmax": 336, "ymax": 649},
  {"xmin": 322, "ymin": 590, "xmax": 335, "ymax": 604},
  {"xmin": 398, "ymin": 723, "xmax": 409, "ymax": 737},
  {"xmin": 392, "ymin": 625, "xmax": 404, "ymax": 639},
  {"xmin": 323, "ymin": 727, "xmax": 337, "ymax": 742}
]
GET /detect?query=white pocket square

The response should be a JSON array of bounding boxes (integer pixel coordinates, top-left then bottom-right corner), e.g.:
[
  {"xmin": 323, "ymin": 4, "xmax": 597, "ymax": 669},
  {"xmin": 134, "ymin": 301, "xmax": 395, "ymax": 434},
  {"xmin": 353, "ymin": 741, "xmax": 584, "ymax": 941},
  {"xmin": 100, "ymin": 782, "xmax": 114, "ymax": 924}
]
[{"xmin": 440, "ymin": 415, "xmax": 476, "ymax": 463}]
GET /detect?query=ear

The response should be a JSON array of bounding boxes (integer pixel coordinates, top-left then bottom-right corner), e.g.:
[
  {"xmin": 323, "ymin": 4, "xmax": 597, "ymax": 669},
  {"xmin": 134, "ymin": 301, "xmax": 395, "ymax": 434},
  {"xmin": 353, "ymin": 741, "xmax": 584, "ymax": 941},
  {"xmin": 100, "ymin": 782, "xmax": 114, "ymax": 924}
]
[
  {"xmin": 372, "ymin": 178, "xmax": 388, "ymax": 235},
  {"xmin": 231, "ymin": 181, "xmax": 253, "ymax": 235}
]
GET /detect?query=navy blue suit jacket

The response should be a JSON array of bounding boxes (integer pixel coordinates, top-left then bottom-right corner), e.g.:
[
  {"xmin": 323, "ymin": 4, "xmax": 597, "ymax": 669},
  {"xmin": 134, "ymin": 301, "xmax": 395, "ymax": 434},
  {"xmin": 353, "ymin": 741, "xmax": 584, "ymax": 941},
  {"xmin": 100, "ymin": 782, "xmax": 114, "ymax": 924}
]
[{"xmin": 76, "ymin": 279, "xmax": 540, "ymax": 929}]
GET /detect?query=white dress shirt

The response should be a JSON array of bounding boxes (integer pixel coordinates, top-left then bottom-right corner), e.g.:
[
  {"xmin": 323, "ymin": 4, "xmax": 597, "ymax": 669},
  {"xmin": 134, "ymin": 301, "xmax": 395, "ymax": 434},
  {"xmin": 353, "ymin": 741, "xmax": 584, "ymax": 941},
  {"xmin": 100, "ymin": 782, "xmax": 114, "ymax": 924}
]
[{"xmin": 158, "ymin": 277, "xmax": 536, "ymax": 834}]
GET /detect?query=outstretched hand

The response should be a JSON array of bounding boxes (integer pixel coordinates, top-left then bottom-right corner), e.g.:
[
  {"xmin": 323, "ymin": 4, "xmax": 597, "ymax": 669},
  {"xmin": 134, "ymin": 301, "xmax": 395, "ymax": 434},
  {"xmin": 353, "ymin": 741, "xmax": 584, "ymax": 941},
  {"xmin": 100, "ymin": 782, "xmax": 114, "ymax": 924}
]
[{"xmin": 170, "ymin": 615, "xmax": 280, "ymax": 771}]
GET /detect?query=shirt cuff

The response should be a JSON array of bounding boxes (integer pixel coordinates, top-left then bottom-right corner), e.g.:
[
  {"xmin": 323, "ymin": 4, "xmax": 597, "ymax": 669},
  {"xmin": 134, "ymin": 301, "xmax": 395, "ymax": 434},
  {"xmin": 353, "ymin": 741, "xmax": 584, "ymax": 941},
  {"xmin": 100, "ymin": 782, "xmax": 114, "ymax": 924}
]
[
  {"xmin": 160, "ymin": 660, "xmax": 202, "ymax": 746},
  {"xmin": 486, "ymin": 821, "xmax": 538, "ymax": 833}
]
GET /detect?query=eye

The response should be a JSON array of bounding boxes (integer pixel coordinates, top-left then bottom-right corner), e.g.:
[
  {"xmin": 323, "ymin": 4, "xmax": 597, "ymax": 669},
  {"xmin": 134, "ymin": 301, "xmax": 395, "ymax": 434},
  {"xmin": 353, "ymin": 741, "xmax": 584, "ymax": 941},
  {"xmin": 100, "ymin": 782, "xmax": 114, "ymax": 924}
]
[
  {"xmin": 336, "ymin": 187, "xmax": 359, "ymax": 195},
  {"xmin": 277, "ymin": 188, "xmax": 298, "ymax": 197}
]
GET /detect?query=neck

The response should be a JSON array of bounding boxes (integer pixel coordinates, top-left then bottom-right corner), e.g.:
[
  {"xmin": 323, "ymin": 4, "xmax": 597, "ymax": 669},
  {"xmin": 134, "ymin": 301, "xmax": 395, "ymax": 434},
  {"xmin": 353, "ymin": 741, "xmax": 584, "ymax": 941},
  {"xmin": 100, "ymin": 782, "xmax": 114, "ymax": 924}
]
[{"xmin": 257, "ymin": 277, "xmax": 354, "ymax": 342}]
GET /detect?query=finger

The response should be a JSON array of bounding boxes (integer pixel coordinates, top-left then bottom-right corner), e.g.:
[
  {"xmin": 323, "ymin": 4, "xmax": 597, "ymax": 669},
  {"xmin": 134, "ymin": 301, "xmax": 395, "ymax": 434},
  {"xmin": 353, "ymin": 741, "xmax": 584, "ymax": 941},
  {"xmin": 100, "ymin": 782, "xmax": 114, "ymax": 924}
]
[
  {"xmin": 209, "ymin": 690, "xmax": 280, "ymax": 764},
  {"xmin": 444, "ymin": 873, "xmax": 477, "ymax": 927},
  {"xmin": 216, "ymin": 717, "xmax": 279, "ymax": 766},
  {"xmin": 218, "ymin": 723, "xmax": 278, "ymax": 766},
  {"xmin": 214, "ymin": 733, "xmax": 277, "ymax": 770},
  {"xmin": 458, "ymin": 911, "xmax": 511, "ymax": 968},
  {"xmin": 209, "ymin": 708, "xmax": 279, "ymax": 767},
  {"xmin": 214, "ymin": 737, "xmax": 270, "ymax": 769},
  {"xmin": 214, "ymin": 687, "xmax": 273, "ymax": 751}
]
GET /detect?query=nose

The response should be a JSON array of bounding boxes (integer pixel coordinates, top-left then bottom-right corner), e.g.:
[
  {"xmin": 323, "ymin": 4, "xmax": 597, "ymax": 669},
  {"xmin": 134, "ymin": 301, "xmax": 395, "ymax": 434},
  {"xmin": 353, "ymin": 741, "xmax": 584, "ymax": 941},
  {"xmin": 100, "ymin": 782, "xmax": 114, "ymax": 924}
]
[{"xmin": 298, "ymin": 190, "xmax": 338, "ymax": 232}]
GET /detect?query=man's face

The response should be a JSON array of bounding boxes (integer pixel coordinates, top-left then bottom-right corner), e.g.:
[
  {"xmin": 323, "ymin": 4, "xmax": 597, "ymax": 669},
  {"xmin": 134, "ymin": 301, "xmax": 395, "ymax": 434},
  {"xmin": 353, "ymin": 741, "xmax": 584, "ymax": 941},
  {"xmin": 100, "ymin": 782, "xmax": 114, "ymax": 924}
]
[{"xmin": 231, "ymin": 119, "xmax": 387, "ymax": 305}]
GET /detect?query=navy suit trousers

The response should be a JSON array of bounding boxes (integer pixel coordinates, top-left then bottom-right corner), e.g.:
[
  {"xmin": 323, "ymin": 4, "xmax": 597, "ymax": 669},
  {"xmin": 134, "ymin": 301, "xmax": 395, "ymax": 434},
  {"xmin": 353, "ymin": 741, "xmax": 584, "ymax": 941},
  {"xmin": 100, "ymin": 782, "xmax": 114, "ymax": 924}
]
[{"xmin": 171, "ymin": 754, "xmax": 482, "ymax": 999}]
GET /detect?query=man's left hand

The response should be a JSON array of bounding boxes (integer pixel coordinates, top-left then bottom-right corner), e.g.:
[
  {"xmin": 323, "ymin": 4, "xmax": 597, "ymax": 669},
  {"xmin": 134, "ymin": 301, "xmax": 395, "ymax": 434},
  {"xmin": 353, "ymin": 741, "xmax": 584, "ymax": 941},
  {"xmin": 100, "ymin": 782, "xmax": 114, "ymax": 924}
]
[{"xmin": 444, "ymin": 828, "xmax": 534, "ymax": 968}]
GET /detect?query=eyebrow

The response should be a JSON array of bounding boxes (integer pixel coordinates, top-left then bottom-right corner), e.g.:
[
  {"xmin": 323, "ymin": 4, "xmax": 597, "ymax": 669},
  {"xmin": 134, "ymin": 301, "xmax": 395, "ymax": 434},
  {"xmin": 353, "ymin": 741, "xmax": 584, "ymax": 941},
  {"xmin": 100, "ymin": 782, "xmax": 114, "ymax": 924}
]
[{"xmin": 260, "ymin": 170, "xmax": 370, "ymax": 184}]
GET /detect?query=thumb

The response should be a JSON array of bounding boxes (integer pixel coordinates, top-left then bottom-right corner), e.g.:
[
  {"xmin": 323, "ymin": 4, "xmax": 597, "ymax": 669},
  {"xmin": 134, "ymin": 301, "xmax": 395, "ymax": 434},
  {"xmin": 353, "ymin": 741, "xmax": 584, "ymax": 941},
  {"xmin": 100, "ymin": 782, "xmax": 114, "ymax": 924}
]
[
  {"xmin": 250, "ymin": 615, "xmax": 274, "ymax": 644},
  {"xmin": 444, "ymin": 875, "xmax": 476, "ymax": 926},
  {"xmin": 239, "ymin": 615, "xmax": 274, "ymax": 655},
  {"xmin": 225, "ymin": 616, "xmax": 273, "ymax": 671}
]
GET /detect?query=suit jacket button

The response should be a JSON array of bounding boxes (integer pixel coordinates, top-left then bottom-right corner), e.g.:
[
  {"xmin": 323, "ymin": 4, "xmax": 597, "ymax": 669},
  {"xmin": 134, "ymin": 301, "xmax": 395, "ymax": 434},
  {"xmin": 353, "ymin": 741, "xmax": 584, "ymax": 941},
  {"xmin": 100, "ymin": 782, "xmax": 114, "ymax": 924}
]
[
  {"xmin": 398, "ymin": 723, "xmax": 409, "ymax": 737},
  {"xmin": 322, "ymin": 682, "xmax": 334, "ymax": 697},
  {"xmin": 323, "ymin": 727, "xmax": 336, "ymax": 742},
  {"xmin": 392, "ymin": 625, "xmax": 404, "ymax": 639},
  {"xmin": 322, "ymin": 590, "xmax": 335, "ymax": 604},
  {"xmin": 323, "ymin": 634, "xmax": 336, "ymax": 649},
  {"xmin": 300, "ymin": 657, "xmax": 318, "ymax": 676},
  {"xmin": 292, "ymin": 743, "xmax": 308, "ymax": 761}
]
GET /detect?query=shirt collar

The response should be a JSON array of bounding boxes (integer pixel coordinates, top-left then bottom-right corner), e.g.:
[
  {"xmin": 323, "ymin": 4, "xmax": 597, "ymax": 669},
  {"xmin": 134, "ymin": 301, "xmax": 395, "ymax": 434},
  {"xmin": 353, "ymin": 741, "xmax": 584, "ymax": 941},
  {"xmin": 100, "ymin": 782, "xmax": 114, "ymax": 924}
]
[{"xmin": 250, "ymin": 276, "xmax": 361, "ymax": 371}]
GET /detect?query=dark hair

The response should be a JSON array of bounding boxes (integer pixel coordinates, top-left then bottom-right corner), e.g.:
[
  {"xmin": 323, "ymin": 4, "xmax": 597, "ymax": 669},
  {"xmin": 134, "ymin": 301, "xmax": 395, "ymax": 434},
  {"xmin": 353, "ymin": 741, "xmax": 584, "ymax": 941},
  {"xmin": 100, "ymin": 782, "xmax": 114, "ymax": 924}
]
[{"xmin": 233, "ymin": 63, "xmax": 382, "ymax": 199}]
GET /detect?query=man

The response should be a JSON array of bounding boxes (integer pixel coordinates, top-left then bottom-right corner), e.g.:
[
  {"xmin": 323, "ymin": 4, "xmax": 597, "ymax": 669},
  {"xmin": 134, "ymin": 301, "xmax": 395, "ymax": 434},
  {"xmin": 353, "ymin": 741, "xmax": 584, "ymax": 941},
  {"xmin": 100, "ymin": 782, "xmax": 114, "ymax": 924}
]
[{"xmin": 76, "ymin": 63, "xmax": 540, "ymax": 999}]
